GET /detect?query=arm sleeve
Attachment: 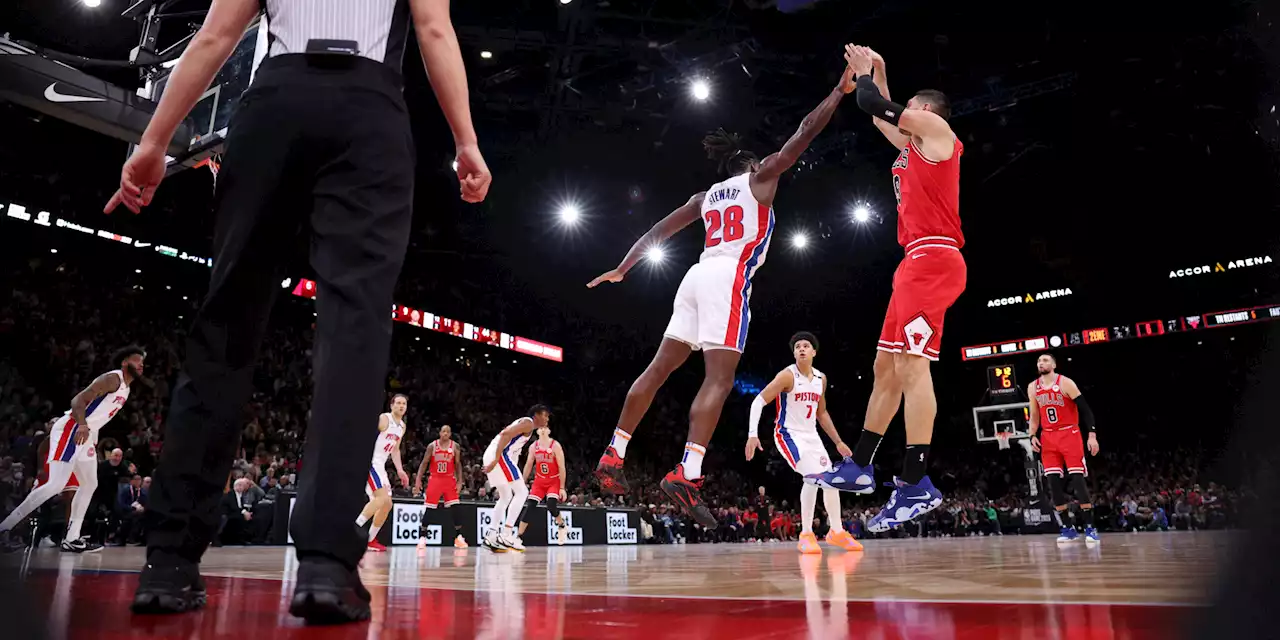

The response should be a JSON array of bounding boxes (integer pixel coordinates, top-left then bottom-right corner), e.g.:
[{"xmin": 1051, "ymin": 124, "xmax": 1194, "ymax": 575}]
[
  {"xmin": 748, "ymin": 395, "xmax": 766, "ymax": 438},
  {"xmin": 854, "ymin": 75, "xmax": 905, "ymax": 126},
  {"xmin": 1075, "ymin": 395, "xmax": 1096, "ymax": 432}
]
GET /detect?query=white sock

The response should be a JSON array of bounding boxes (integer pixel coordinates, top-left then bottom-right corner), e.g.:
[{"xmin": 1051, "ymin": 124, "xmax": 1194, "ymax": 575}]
[
  {"xmin": 356, "ymin": 514, "xmax": 369, "ymax": 527},
  {"xmin": 800, "ymin": 483, "xmax": 818, "ymax": 534},
  {"xmin": 610, "ymin": 429, "xmax": 631, "ymax": 458},
  {"xmin": 492, "ymin": 484, "xmax": 514, "ymax": 533},
  {"xmin": 822, "ymin": 487, "xmax": 844, "ymax": 533},
  {"xmin": 369, "ymin": 524, "xmax": 382, "ymax": 541},
  {"xmin": 681, "ymin": 442, "xmax": 706, "ymax": 479}
]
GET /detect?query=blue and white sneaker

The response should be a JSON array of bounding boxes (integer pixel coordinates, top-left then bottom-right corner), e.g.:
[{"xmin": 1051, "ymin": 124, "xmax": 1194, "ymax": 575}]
[
  {"xmin": 866, "ymin": 475, "xmax": 943, "ymax": 533},
  {"xmin": 1057, "ymin": 526, "xmax": 1079, "ymax": 543},
  {"xmin": 805, "ymin": 458, "xmax": 875, "ymax": 494},
  {"xmin": 1083, "ymin": 527, "xmax": 1100, "ymax": 545}
]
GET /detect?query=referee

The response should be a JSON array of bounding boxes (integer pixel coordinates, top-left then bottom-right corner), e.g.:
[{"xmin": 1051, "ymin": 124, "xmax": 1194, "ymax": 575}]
[{"xmin": 105, "ymin": 0, "xmax": 490, "ymax": 623}]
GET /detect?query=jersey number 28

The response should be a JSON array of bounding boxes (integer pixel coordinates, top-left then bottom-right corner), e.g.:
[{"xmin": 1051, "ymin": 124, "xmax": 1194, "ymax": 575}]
[{"xmin": 704, "ymin": 206, "xmax": 745, "ymax": 248}]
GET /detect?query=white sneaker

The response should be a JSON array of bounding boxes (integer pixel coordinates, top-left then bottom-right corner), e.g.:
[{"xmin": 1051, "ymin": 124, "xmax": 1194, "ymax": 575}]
[
  {"xmin": 417, "ymin": 538, "xmax": 427, "ymax": 550},
  {"xmin": 556, "ymin": 523, "xmax": 568, "ymax": 546},
  {"xmin": 500, "ymin": 533, "xmax": 525, "ymax": 552},
  {"xmin": 482, "ymin": 532, "xmax": 507, "ymax": 553}
]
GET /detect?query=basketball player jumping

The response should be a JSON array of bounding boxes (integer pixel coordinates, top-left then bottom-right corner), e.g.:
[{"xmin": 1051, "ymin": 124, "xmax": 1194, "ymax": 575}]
[
  {"xmin": 0, "ymin": 346, "xmax": 144, "ymax": 552},
  {"xmin": 481, "ymin": 405, "xmax": 548, "ymax": 552},
  {"xmin": 413, "ymin": 424, "xmax": 468, "ymax": 548},
  {"xmin": 354, "ymin": 395, "xmax": 410, "ymax": 553},
  {"xmin": 589, "ymin": 63, "xmax": 856, "ymax": 527},
  {"xmin": 813, "ymin": 45, "xmax": 966, "ymax": 533},
  {"xmin": 746, "ymin": 332, "xmax": 862, "ymax": 554},
  {"xmin": 1028, "ymin": 353, "xmax": 1101, "ymax": 545},
  {"xmin": 518, "ymin": 423, "xmax": 569, "ymax": 545}
]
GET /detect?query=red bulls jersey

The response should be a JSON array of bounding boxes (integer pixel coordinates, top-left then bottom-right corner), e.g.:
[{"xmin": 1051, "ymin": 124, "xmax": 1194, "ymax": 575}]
[
  {"xmin": 890, "ymin": 138, "xmax": 964, "ymax": 250},
  {"xmin": 532, "ymin": 439, "xmax": 559, "ymax": 479},
  {"xmin": 1035, "ymin": 375, "xmax": 1079, "ymax": 430},
  {"xmin": 429, "ymin": 440, "xmax": 457, "ymax": 479}
]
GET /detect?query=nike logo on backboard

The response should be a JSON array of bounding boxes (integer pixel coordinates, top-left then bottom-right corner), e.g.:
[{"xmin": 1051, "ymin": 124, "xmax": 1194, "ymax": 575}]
[{"xmin": 44, "ymin": 84, "xmax": 105, "ymax": 104}]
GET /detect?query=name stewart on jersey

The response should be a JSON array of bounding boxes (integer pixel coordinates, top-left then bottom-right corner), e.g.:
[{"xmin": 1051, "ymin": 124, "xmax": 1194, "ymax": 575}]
[
  {"xmin": 792, "ymin": 391, "xmax": 820, "ymax": 403},
  {"xmin": 706, "ymin": 186, "xmax": 742, "ymax": 206}
]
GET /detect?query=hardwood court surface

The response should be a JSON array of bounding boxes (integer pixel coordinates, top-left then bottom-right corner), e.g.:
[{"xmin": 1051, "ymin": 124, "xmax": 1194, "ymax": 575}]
[{"xmin": 9, "ymin": 531, "xmax": 1224, "ymax": 639}]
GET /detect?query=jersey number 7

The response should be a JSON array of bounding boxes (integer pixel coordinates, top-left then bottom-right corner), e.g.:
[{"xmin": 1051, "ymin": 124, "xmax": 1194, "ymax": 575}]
[{"xmin": 704, "ymin": 206, "xmax": 745, "ymax": 248}]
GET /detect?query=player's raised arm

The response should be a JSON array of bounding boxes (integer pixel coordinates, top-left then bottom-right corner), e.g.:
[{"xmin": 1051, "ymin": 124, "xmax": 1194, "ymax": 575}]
[
  {"xmin": 752, "ymin": 65, "xmax": 852, "ymax": 190},
  {"xmin": 816, "ymin": 378, "xmax": 853, "ymax": 460},
  {"xmin": 1059, "ymin": 376, "xmax": 1099, "ymax": 455},
  {"xmin": 70, "ymin": 372, "xmax": 122, "ymax": 445},
  {"xmin": 849, "ymin": 45, "xmax": 910, "ymax": 150},
  {"xmin": 846, "ymin": 45, "xmax": 955, "ymax": 154},
  {"xmin": 1027, "ymin": 382, "xmax": 1041, "ymax": 452},
  {"xmin": 586, "ymin": 191, "xmax": 706, "ymax": 288},
  {"xmin": 746, "ymin": 369, "xmax": 796, "ymax": 460}
]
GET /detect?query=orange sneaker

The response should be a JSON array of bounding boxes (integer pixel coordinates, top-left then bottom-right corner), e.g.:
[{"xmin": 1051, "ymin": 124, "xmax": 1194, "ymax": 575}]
[
  {"xmin": 825, "ymin": 529, "xmax": 864, "ymax": 552},
  {"xmin": 453, "ymin": 535, "xmax": 468, "ymax": 549},
  {"xmin": 797, "ymin": 531, "xmax": 821, "ymax": 555}
]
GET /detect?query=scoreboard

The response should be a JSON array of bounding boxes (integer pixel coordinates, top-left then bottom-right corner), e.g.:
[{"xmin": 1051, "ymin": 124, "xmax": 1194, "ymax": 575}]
[{"xmin": 961, "ymin": 302, "xmax": 1280, "ymax": 361}]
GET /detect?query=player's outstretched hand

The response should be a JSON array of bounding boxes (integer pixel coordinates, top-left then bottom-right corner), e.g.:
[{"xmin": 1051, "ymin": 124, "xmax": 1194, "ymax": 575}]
[
  {"xmin": 398, "ymin": 470, "xmax": 410, "ymax": 487},
  {"xmin": 843, "ymin": 44, "xmax": 873, "ymax": 78},
  {"xmin": 1087, "ymin": 433, "xmax": 1100, "ymax": 456},
  {"xmin": 455, "ymin": 144, "xmax": 491, "ymax": 203},
  {"xmin": 587, "ymin": 269, "xmax": 624, "ymax": 288},
  {"xmin": 745, "ymin": 436, "xmax": 763, "ymax": 461},
  {"xmin": 105, "ymin": 142, "xmax": 166, "ymax": 215},
  {"xmin": 412, "ymin": 484, "xmax": 422, "ymax": 497},
  {"xmin": 1030, "ymin": 436, "xmax": 1041, "ymax": 452},
  {"xmin": 835, "ymin": 441, "xmax": 853, "ymax": 459},
  {"xmin": 837, "ymin": 65, "xmax": 855, "ymax": 94},
  {"xmin": 860, "ymin": 45, "xmax": 886, "ymax": 71},
  {"xmin": 73, "ymin": 429, "xmax": 90, "ymax": 445}
]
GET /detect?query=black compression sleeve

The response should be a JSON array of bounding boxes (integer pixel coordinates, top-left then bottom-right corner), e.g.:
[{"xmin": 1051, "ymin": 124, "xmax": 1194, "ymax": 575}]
[
  {"xmin": 854, "ymin": 75, "xmax": 904, "ymax": 126},
  {"xmin": 1075, "ymin": 395, "xmax": 1096, "ymax": 432}
]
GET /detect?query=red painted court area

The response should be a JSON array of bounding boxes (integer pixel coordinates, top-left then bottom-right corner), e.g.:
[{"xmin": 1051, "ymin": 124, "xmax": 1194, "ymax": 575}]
[{"xmin": 26, "ymin": 571, "xmax": 1184, "ymax": 639}]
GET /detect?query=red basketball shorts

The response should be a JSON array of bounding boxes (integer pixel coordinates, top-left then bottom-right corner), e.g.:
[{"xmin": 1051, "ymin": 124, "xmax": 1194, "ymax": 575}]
[
  {"xmin": 877, "ymin": 242, "xmax": 967, "ymax": 361},
  {"xmin": 424, "ymin": 476, "xmax": 460, "ymax": 508},
  {"xmin": 529, "ymin": 476, "xmax": 562, "ymax": 502},
  {"xmin": 1040, "ymin": 427, "xmax": 1087, "ymax": 476}
]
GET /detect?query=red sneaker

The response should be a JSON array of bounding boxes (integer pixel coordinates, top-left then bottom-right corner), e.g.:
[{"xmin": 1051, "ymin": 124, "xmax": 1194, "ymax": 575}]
[
  {"xmin": 366, "ymin": 540, "xmax": 387, "ymax": 553},
  {"xmin": 660, "ymin": 464, "xmax": 717, "ymax": 528},
  {"xmin": 594, "ymin": 446, "xmax": 630, "ymax": 495}
]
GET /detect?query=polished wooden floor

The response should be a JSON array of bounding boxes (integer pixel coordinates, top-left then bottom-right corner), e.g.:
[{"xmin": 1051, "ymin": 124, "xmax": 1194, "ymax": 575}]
[{"xmin": 8, "ymin": 531, "xmax": 1226, "ymax": 639}]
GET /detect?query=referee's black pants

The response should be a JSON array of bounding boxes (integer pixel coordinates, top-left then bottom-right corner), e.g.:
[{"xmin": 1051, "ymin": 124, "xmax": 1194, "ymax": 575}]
[{"xmin": 146, "ymin": 55, "xmax": 414, "ymax": 570}]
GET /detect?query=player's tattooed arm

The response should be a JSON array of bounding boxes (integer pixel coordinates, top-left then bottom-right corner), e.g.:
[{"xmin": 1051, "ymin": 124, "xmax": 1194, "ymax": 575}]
[
  {"xmin": 415, "ymin": 442, "xmax": 434, "ymax": 493},
  {"xmin": 746, "ymin": 369, "xmax": 796, "ymax": 460},
  {"xmin": 587, "ymin": 192, "xmax": 705, "ymax": 288},
  {"xmin": 753, "ymin": 67, "xmax": 851, "ymax": 186},
  {"xmin": 70, "ymin": 372, "xmax": 122, "ymax": 444}
]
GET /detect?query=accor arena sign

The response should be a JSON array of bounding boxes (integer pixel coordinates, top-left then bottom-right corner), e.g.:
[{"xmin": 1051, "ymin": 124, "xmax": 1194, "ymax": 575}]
[
  {"xmin": 987, "ymin": 288, "xmax": 1073, "ymax": 308},
  {"xmin": 1169, "ymin": 255, "xmax": 1273, "ymax": 279}
]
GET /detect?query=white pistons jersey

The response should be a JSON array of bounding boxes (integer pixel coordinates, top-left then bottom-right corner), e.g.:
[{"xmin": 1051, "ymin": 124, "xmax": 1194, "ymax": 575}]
[
  {"xmin": 697, "ymin": 172, "xmax": 775, "ymax": 267},
  {"xmin": 776, "ymin": 365, "xmax": 824, "ymax": 433},
  {"xmin": 372, "ymin": 413, "xmax": 405, "ymax": 465},
  {"xmin": 48, "ymin": 369, "xmax": 131, "ymax": 464}
]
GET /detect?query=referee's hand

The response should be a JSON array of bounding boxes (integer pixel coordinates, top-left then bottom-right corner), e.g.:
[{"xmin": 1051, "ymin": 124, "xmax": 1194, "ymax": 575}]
[
  {"xmin": 105, "ymin": 142, "xmax": 166, "ymax": 215},
  {"xmin": 455, "ymin": 144, "xmax": 491, "ymax": 203}
]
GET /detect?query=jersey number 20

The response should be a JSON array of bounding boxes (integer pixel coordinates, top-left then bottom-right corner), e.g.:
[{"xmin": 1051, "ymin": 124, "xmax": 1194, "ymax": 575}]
[{"xmin": 704, "ymin": 206, "xmax": 745, "ymax": 248}]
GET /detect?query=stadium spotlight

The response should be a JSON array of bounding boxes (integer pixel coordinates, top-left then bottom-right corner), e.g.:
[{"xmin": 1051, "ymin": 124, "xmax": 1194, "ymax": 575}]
[
  {"xmin": 83, "ymin": 0, "xmax": 101, "ymax": 7},
  {"xmin": 558, "ymin": 204, "xmax": 582, "ymax": 226},
  {"xmin": 50, "ymin": 249, "xmax": 57, "ymax": 254},
  {"xmin": 480, "ymin": 51, "xmax": 493, "ymax": 59},
  {"xmin": 690, "ymin": 79, "xmax": 711, "ymax": 101},
  {"xmin": 790, "ymin": 232, "xmax": 808, "ymax": 250},
  {"xmin": 645, "ymin": 245, "xmax": 666, "ymax": 263},
  {"xmin": 281, "ymin": 278, "xmax": 292, "ymax": 289},
  {"xmin": 135, "ymin": 269, "xmax": 142, "ymax": 273},
  {"xmin": 852, "ymin": 205, "xmax": 871, "ymax": 223},
  {"xmin": 560, "ymin": 0, "xmax": 573, "ymax": 4},
  {"xmin": 451, "ymin": 160, "xmax": 459, "ymax": 172}
]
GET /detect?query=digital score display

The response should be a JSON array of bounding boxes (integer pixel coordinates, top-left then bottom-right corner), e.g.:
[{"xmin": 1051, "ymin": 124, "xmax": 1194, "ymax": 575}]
[
  {"xmin": 961, "ymin": 302, "xmax": 1280, "ymax": 360},
  {"xmin": 987, "ymin": 365, "xmax": 1018, "ymax": 396}
]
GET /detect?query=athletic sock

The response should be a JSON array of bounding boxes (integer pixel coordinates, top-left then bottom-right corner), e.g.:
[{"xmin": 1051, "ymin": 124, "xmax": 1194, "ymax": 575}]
[
  {"xmin": 356, "ymin": 514, "xmax": 369, "ymax": 527},
  {"xmin": 1054, "ymin": 508, "xmax": 1075, "ymax": 528},
  {"xmin": 822, "ymin": 487, "xmax": 844, "ymax": 532},
  {"xmin": 369, "ymin": 524, "xmax": 382, "ymax": 541},
  {"xmin": 681, "ymin": 442, "xmax": 706, "ymax": 480},
  {"xmin": 800, "ymin": 483, "xmax": 818, "ymax": 534},
  {"xmin": 610, "ymin": 429, "xmax": 631, "ymax": 459},
  {"xmin": 852, "ymin": 429, "xmax": 883, "ymax": 467},
  {"xmin": 1080, "ymin": 507, "xmax": 1095, "ymax": 527},
  {"xmin": 901, "ymin": 444, "xmax": 930, "ymax": 485}
]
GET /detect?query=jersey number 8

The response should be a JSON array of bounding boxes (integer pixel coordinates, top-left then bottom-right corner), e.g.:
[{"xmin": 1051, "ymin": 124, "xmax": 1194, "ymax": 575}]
[
  {"xmin": 436, "ymin": 461, "xmax": 448, "ymax": 474},
  {"xmin": 539, "ymin": 462, "xmax": 551, "ymax": 475},
  {"xmin": 704, "ymin": 205, "xmax": 745, "ymax": 248},
  {"xmin": 1046, "ymin": 407, "xmax": 1059, "ymax": 424}
]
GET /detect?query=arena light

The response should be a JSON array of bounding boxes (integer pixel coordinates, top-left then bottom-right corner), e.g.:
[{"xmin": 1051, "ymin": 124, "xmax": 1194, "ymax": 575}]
[
  {"xmin": 559, "ymin": 0, "xmax": 573, "ymax": 4},
  {"xmin": 690, "ymin": 79, "xmax": 711, "ymax": 101},
  {"xmin": 852, "ymin": 205, "xmax": 871, "ymax": 223},
  {"xmin": 83, "ymin": 0, "xmax": 101, "ymax": 7},
  {"xmin": 281, "ymin": 278, "xmax": 292, "ymax": 289},
  {"xmin": 451, "ymin": 160, "xmax": 459, "ymax": 172},
  {"xmin": 790, "ymin": 232, "xmax": 809, "ymax": 250},
  {"xmin": 645, "ymin": 245, "xmax": 666, "ymax": 263},
  {"xmin": 558, "ymin": 204, "xmax": 582, "ymax": 226},
  {"xmin": 480, "ymin": 51, "xmax": 493, "ymax": 59}
]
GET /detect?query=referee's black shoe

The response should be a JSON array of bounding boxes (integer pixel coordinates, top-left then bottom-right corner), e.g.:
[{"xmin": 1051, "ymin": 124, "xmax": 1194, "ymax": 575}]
[
  {"xmin": 289, "ymin": 554, "xmax": 371, "ymax": 624},
  {"xmin": 131, "ymin": 551, "xmax": 207, "ymax": 614}
]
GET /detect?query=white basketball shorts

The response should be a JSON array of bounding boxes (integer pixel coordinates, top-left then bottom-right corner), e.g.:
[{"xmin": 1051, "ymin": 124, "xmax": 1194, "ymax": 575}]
[
  {"xmin": 774, "ymin": 427, "xmax": 833, "ymax": 476},
  {"xmin": 664, "ymin": 258, "xmax": 758, "ymax": 352}
]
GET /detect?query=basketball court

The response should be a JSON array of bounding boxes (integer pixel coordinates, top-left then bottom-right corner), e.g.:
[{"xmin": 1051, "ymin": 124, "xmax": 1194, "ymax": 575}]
[{"xmin": 10, "ymin": 531, "xmax": 1221, "ymax": 638}]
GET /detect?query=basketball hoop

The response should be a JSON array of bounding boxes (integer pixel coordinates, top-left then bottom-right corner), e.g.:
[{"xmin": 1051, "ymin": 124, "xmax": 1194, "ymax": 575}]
[
  {"xmin": 194, "ymin": 153, "xmax": 222, "ymax": 188},
  {"xmin": 996, "ymin": 432, "xmax": 1011, "ymax": 450}
]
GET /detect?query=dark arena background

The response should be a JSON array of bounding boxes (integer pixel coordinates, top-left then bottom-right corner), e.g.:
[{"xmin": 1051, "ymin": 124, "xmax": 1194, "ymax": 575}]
[{"xmin": 1, "ymin": 0, "xmax": 1278, "ymax": 637}]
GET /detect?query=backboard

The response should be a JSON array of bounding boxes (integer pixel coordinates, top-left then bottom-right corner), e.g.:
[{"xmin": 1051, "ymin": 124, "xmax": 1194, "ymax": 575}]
[
  {"xmin": 135, "ymin": 15, "xmax": 269, "ymax": 173},
  {"xmin": 973, "ymin": 402, "xmax": 1031, "ymax": 443}
]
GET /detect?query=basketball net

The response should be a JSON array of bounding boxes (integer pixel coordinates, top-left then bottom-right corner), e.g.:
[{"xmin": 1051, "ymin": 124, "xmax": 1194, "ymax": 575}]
[
  {"xmin": 996, "ymin": 432, "xmax": 1011, "ymax": 450},
  {"xmin": 194, "ymin": 154, "xmax": 223, "ymax": 187}
]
